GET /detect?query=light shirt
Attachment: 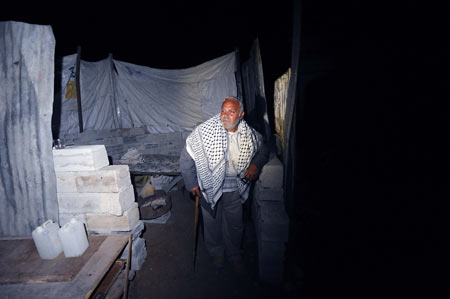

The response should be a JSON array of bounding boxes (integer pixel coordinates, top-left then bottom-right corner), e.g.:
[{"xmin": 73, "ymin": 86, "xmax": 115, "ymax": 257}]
[
  {"xmin": 223, "ymin": 131, "xmax": 240, "ymax": 192},
  {"xmin": 226, "ymin": 131, "xmax": 240, "ymax": 176}
]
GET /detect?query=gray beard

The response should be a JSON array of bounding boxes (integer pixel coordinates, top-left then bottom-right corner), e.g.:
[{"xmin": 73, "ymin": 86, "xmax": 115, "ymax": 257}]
[{"xmin": 222, "ymin": 119, "xmax": 240, "ymax": 130}]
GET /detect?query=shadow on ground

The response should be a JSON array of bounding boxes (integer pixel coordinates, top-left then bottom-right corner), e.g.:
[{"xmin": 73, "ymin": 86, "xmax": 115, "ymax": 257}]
[{"xmin": 129, "ymin": 188, "xmax": 292, "ymax": 299}]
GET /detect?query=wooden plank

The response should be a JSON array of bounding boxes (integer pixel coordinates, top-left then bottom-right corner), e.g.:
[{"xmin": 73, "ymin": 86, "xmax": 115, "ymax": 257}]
[
  {"xmin": 81, "ymin": 235, "xmax": 129, "ymax": 298},
  {"xmin": 0, "ymin": 235, "xmax": 129, "ymax": 299},
  {"xmin": 0, "ymin": 236, "xmax": 106, "ymax": 284},
  {"xmin": 106, "ymin": 268, "xmax": 127, "ymax": 299},
  {"xmin": 90, "ymin": 259, "xmax": 125, "ymax": 298}
]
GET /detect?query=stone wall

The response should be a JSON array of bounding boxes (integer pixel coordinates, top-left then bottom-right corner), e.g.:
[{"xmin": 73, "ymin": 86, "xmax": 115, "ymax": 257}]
[{"xmin": 61, "ymin": 128, "xmax": 190, "ymax": 161}]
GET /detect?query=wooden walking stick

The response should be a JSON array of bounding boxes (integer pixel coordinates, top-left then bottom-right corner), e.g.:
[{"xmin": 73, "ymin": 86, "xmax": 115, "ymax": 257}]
[{"xmin": 193, "ymin": 194, "xmax": 200, "ymax": 271}]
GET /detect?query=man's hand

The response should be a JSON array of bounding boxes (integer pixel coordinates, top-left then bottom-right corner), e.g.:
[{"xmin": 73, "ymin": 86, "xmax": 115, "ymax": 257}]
[
  {"xmin": 244, "ymin": 164, "xmax": 260, "ymax": 182},
  {"xmin": 190, "ymin": 185, "xmax": 200, "ymax": 197}
]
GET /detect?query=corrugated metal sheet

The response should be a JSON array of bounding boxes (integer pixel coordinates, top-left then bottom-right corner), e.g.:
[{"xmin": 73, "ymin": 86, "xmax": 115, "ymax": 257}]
[{"xmin": 0, "ymin": 21, "xmax": 58, "ymax": 237}]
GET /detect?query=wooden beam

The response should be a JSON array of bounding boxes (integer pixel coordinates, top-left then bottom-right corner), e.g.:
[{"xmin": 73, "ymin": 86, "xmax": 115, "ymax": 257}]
[{"xmin": 76, "ymin": 46, "xmax": 83, "ymax": 133}]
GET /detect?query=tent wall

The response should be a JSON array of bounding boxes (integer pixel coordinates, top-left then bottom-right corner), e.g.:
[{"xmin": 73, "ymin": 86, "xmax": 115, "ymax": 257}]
[
  {"xmin": 56, "ymin": 52, "xmax": 238, "ymax": 137},
  {"xmin": 0, "ymin": 21, "xmax": 58, "ymax": 237}
]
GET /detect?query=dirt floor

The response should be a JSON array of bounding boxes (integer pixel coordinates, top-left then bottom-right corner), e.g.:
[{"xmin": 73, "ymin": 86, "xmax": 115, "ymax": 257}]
[{"xmin": 128, "ymin": 188, "xmax": 295, "ymax": 299}]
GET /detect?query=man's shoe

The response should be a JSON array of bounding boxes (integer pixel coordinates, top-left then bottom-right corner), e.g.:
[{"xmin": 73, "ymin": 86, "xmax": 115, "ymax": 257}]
[{"xmin": 213, "ymin": 253, "xmax": 225, "ymax": 269}]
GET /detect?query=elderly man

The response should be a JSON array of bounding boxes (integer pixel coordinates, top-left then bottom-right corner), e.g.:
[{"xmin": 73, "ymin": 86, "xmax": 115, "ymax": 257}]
[{"xmin": 179, "ymin": 96, "xmax": 270, "ymax": 271}]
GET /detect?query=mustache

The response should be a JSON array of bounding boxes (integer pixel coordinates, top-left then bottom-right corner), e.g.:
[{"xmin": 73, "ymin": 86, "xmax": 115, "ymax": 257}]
[{"xmin": 221, "ymin": 117, "xmax": 231, "ymax": 121}]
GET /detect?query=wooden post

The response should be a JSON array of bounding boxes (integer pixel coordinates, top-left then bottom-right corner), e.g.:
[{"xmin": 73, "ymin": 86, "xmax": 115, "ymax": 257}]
[
  {"xmin": 234, "ymin": 47, "xmax": 244, "ymax": 101},
  {"xmin": 76, "ymin": 46, "xmax": 83, "ymax": 133}
]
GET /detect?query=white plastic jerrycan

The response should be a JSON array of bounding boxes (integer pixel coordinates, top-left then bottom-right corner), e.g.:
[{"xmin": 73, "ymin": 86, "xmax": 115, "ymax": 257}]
[
  {"xmin": 32, "ymin": 220, "xmax": 64, "ymax": 259},
  {"xmin": 58, "ymin": 218, "xmax": 89, "ymax": 257}
]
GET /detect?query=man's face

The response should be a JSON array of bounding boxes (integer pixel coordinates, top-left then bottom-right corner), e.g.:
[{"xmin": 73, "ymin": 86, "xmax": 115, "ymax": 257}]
[{"xmin": 221, "ymin": 98, "xmax": 244, "ymax": 132}]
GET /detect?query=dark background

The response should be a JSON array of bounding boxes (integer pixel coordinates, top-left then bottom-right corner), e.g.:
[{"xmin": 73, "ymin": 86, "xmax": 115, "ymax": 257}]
[{"xmin": 1, "ymin": 1, "xmax": 447, "ymax": 297}]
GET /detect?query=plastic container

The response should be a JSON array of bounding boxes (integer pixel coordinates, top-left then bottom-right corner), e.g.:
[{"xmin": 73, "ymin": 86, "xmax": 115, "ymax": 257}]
[
  {"xmin": 58, "ymin": 218, "xmax": 89, "ymax": 257},
  {"xmin": 32, "ymin": 220, "xmax": 64, "ymax": 259}
]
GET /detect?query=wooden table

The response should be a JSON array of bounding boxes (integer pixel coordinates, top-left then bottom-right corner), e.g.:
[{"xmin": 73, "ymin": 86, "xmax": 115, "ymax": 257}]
[{"xmin": 0, "ymin": 234, "xmax": 129, "ymax": 299}]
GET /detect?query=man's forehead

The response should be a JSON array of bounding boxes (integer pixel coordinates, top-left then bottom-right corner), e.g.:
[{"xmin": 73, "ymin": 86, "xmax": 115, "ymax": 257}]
[{"xmin": 222, "ymin": 98, "xmax": 240, "ymax": 109}]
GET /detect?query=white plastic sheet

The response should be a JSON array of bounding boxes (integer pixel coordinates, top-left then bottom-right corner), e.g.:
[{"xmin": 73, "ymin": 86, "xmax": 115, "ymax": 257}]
[{"xmin": 57, "ymin": 52, "xmax": 237, "ymax": 136}]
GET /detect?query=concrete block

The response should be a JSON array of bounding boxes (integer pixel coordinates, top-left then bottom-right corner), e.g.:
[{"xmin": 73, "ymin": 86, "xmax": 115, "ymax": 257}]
[
  {"xmin": 53, "ymin": 145, "xmax": 109, "ymax": 171},
  {"xmin": 254, "ymin": 181, "xmax": 284, "ymax": 202},
  {"xmin": 135, "ymin": 134, "xmax": 157, "ymax": 143},
  {"xmin": 78, "ymin": 129, "xmax": 111, "ymax": 140},
  {"xmin": 86, "ymin": 202, "xmax": 140, "ymax": 233},
  {"xmin": 257, "ymin": 239, "xmax": 285, "ymax": 285},
  {"xmin": 55, "ymin": 165, "xmax": 131, "ymax": 193},
  {"xmin": 254, "ymin": 201, "xmax": 289, "ymax": 242},
  {"xmin": 132, "ymin": 245, "xmax": 147, "ymax": 270},
  {"xmin": 105, "ymin": 144, "xmax": 125, "ymax": 155},
  {"xmin": 166, "ymin": 132, "xmax": 182, "ymax": 141},
  {"xmin": 97, "ymin": 137, "xmax": 124, "ymax": 146},
  {"xmin": 123, "ymin": 136, "xmax": 137, "ymax": 144},
  {"xmin": 58, "ymin": 185, "xmax": 135, "ymax": 216},
  {"xmin": 89, "ymin": 220, "xmax": 145, "ymax": 240},
  {"xmin": 258, "ymin": 157, "xmax": 284, "ymax": 188},
  {"xmin": 119, "ymin": 127, "xmax": 148, "ymax": 137},
  {"xmin": 150, "ymin": 134, "xmax": 167, "ymax": 142}
]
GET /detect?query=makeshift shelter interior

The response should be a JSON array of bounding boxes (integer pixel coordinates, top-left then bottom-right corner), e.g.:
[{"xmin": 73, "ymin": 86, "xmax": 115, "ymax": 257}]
[{"xmin": 1, "ymin": 0, "xmax": 446, "ymax": 298}]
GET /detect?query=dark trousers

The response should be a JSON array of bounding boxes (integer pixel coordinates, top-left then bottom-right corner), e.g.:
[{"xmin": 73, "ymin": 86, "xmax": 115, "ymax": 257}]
[{"xmin": 201, "ymin": 191, "xmax": 243, "ymax": 261}]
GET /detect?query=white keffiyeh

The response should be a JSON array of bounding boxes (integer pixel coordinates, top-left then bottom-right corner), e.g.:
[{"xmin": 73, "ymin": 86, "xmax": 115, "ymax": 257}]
[{"xmin": 186, "ymin": 114, "xmax": 260, "ymax": 209}]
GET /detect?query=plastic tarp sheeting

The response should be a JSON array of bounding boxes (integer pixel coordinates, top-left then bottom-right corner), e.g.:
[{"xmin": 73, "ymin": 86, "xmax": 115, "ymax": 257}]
[{"xmin": 57, "ymin": 52, "xmax": 237, "ymax": 136}]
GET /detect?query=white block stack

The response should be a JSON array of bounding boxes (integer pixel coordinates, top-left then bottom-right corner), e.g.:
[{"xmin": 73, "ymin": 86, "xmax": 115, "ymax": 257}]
[
  {"xmin": 252, "ymin": 156, "xmax": 289, "ymax": 285},
  {"xmin": 53, "ymin": 145, "xmax": 139, "ymax": 231},
  {"xmin": 53, "ymin": 145, "xmax": 147, "ymax": 274}
]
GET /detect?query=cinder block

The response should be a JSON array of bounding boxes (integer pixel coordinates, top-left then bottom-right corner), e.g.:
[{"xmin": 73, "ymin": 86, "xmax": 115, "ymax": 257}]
[
  {"xmin": 53, "ymin": 145, "xmax": 109, "ymax": 171},
  {"xmin": 132, "ymin": 245, "xmax": 147, "ymax": 270},
  {"xmin": 89, "ymin": 220, "xmax": 145, "ymax": 240},
  {"xmin": 109, "ymin": 128, "xmax": 125, "ymax": 137},
  {"xmin": 166, "ymin": 132, "xmax": 182, "ymax": 141},
  {"xmin": 254, "ymin": 181, "xmax": 284, "ymax": 202},
  {"xmin": 258, "ymin": 157, "xmax": 284, "ymax": 188},
  {"xmin": 255, "ymin": 201, "xmax": 289, "ymax": 242},
  {"xmin": 58, "ymin": 185, "xmax": 135, "ymax": 216},
  {"xmin": 55, "ymin": 165, "xmax": 131, "ymax": 193},
  {"xmin": 106, "ymin": 144, "xmax": 125, "ymax": 155},
  {"xmin": 151, "ymin": 134, "xmax": 167, "ymax": 142},
  {"xmin": 78, "ymin": 129, "xmax": 112, "ymax": 140},
  {"xmin": 135, "ymin": 134, "xmax": 157, "ymax": 143},
  {"xmin": 98, "ymin": 137, "xmax": 124, "ymax": 146},
  {"xmin": 123, "ymin": 136, "xmax": 137, "ymax": 144},
  {"xmin": 119, "ymin": 127, "xmax": 148, "ymax": 137},
  {"xmin": 86, "ymin": 202, "xmax": 140, "ymax": 233}
]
